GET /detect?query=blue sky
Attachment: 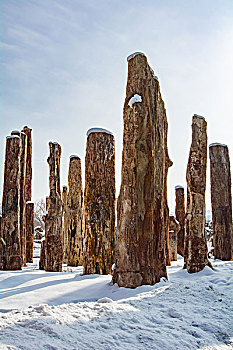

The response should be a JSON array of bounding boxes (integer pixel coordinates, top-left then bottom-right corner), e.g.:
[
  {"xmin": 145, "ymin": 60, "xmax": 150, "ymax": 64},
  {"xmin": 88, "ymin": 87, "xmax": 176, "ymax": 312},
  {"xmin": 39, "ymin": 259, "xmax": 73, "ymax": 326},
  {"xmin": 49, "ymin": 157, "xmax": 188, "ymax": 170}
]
[{"xmin": 1, "ymin": 0, "xmax": 233, "ymax": 211}]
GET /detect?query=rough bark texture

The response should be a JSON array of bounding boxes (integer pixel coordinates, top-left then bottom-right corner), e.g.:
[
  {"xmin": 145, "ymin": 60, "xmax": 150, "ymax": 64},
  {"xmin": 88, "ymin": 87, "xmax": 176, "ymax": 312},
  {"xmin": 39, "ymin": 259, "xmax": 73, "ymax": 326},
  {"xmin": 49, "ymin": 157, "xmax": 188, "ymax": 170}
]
[
  {"xmin": 209, "ymin": 144, "xmax": 233, "ymax": 260},
  {"xmin": 0, "ymin": 136, "xmax": 21, "ymax": 270},
  {"xmin": 11, "ymin": 131, "xmax": 27, "ymax": 266},
  {"xmin": 113, "ymin": 53, "xmax": 172, "ymax": 288},
  {"xmin": 67, "ymin": 156, "xmax": 84, "ymax": 266},
  {"xmin": 45, "ymin": 142, "xmax": 63, "ymax": 272},
  {"xmin": 62, "ymin": 186, "xmax": 68, "ymax": 264},
  {"xmin": 184, "ymin": 115, "xmax": 209, "ymax": 273},
  {"xmin": 26, "ymin": 202, "xmax": 34, "ymax": 263},
  {"xmin": 175, "ymin": 186, "xmax": 185, "ymax": 256},
  {"xmin": 84, "ymin": 130, "xmax": 115, "ymax": 275},
  {"xmin": 22, "ymin": 126, "xmax": 32, "ymax": 202},
  {"xmin": 169, "ymin": 216, "xmax": 180, "ymax": 261}
]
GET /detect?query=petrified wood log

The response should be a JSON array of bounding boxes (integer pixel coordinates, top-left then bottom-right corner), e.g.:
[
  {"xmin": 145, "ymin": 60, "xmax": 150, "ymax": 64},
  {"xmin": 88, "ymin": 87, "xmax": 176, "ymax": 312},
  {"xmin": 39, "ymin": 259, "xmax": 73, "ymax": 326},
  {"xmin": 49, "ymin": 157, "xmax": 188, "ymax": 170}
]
[
  {"xmin": 22, "ymin": 126, "xmax": 32, "ymax": 202},
  {"xmin": 184, "ymin": 115, "xmax": 209, "ymax": 273},
  {"xmin": 39, "ymin": 239, "xmax": 45, "ymax": 270},
  {"xmin": 209, "ymin": 143, "xmax": 233, "ymax": 260},
  {"xmin": 175, "ymin": 186, "xmax": 185, "ymax": 256},
  {"xmin": 11, "ymin": 130, "xmax": 27, "ymax": 266},
  {"xmin": 45, "ymin": 142, "xmax": 63, "ymax": 272},
  {"xmin": 0, "ymin": 136, "xmax": 21, "ymax": 270},
  {"xmin": 67, "ymin": 156, "xmax": 84, "ymax": 267},
  {"xmin": 62, "ymin": 186, "xmax": 69, "ymax": 264},
  {"xmin": 113, "ymin": 52, "xmax": 172, "ymax": 288},
  {"xmin": 169, "ymin": 216, "xmax": 180, "ymax": 261},
  {"xmin": 83, "ymin": 129, "xmax": 115, "ymax": 275},
  {"xmin": 26, "ymin": 202, "xmax": 34, "ymax": 263}
]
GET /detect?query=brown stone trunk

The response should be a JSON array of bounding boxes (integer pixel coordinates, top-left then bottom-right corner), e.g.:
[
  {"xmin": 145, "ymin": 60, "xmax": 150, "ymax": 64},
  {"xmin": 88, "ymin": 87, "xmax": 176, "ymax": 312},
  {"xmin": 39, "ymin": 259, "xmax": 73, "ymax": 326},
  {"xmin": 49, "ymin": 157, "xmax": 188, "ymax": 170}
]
[
  {"xmin": 67, "ymin": 156, "xmax": 84, "ymax": 267},
  {"xmin": 113, "ymin": 53, "xmax": 172, "ymax": 288},
  {"xmin": 45, "ymin": 142, "xmax": 63, "ymax": 272},
  {"xmin": 39, "ymin": 239, "xmax": 45, "ymax": 270},
  {"xmin": 209, "ymin": 143, "xmax": 233, "ymax": 260},
  {"xmin": 26, "ymin": 202, "xmax": 34, "ymax": 263},
  {"xmin": 175, "ymin": 186, "xmax": 185, "ymax": 256},
  {"xmin": 62, "ymin": 186, "xmax": 69, "ymax": 264},
  {"xmin": 11, "ymin": 131, "xmax": 27, "ymax": 266},
  {"xmin": 169, "ymin": 216, "xmax": 180, "ymax": 261},
  {"xmin": 0, "ymin": 136, "xmax": 21, "ymax": 270},
  {"xmin": 22, "ymin": 126, "xmax": 32, "ymax": 202},
  {"xmin": 83, "ymin": 129, "xmax": 115, "ymax": 275},
  {"xmin": 184, "ymin": 115, "xmax": 209, "ymax": 273}
]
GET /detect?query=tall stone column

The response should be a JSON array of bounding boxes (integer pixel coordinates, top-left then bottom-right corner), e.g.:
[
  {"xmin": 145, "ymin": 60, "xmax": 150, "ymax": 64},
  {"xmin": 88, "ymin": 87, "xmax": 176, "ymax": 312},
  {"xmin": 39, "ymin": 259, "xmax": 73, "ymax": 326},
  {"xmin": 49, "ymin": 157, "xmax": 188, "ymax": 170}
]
[
  {"xmin": 113, "ymin": 52, "xmax": 172, "ymax": 288},
  {"xmin": 184, "ymin": 115, "xmax": 209, "ymax": 273},
  {"xmin": 22, "ymin": 126, "xmax": 32, "ymax": 202},
  {"xmin": 169, "ymin": 216, "xmax": 180, "ymax": 261},
  {"xmin": 62, "ymin": 186, "xmax": 68, "ymax": 264},
  {"xmin": 175, "ymin": 186, "xmax": 185, "ymax": 256},
  {"xmin": 209, "ymin": 143, "xmax": 233, "ymax": 260},
  {"xmin": 84, "ymin": 129, "xmax": 115, "ymax": 275},
  {"xmin": 26, "ymin": 202, "xmax": 34, "ymax": 263},
  {"xmin": 0, "ymin": 136, "xmax": 21, "ymax": 270},
  {"xmin": 11, "ymin": 130, "xmax": 27, "ymax": 266},
  {"xmin": 67, "ymin": 156, "xmax": 84, "ymax": 267},
  {"xmin": 45, "ymin": 142, "xmax": 63, "ymax": 272}
]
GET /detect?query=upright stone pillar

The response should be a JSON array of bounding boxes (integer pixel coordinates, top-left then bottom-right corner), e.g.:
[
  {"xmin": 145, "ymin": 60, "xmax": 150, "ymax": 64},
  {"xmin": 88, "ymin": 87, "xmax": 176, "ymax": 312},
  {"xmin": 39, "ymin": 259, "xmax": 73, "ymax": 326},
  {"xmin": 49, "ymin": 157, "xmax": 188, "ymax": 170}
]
[
  {"xmin": 84, "ymin": 128, "xmax": 115, "ymax": 275},
  {"xmin": 175, "ymin": 186, "xmax": 185, "ymax": 256},
  {"xmin": 67, "ymin": 156, "xmax": 84, "ymax": 266},
  {"xmin": 11, "ymin": 130, "xmax": 27, "ymax": 266},
  {"xmin": 184, "ymin": 115, "xmax": 209, "ymax": 273},
  {"xmin": 113, "ymin": 52, "xmax": 172, "ymax": 288},
  {"xmin": 169, "ymin": 216, "xmax": 180, "ymax": 261},
  {"xmin": 0, "ymin": 136, "xmax": 21, "ymax": 270},
  {"xmin": 62, "ymin": 186, "xmax": 68, "ymax": 264},
  {"xmin": 26, "ymin": 202, "xmax": 34, "ymax": 263},
  {"xmin": 45, "ymin": 142, "xmax": 63, "ymax": 272},
  {"xmin": 209, "ymin": 143, "xmax": 233, "ymax": 260},
  {"xmin": 22, "ymin": 126, "xmax": 32, "ymax": 202}
]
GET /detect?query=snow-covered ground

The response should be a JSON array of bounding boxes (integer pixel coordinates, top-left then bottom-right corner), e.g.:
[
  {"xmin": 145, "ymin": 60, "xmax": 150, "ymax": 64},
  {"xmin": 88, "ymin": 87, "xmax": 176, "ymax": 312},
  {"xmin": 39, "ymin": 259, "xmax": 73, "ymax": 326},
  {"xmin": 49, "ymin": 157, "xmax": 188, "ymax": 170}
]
[{"xmin": 0, "ymin": 257, "xmax": 232, "ymax": 350}]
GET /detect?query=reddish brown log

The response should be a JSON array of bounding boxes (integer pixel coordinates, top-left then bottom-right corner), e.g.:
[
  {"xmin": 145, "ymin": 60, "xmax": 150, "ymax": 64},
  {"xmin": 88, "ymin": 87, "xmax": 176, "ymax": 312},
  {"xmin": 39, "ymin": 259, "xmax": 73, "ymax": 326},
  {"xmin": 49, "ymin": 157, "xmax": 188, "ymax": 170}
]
[
  {"xmin": 62, "ymin": 186, "xmax": 69, "ymax": 264},
  {"xmin": 169, "ymin": 216, "xmax": 180, "ymax": 261},
  {"xmin": 209, "ymin": 143, "xmax": 233, "ymax": 260},
  {"xmin": 11, "ymin": 131, "xmax": 27, "ymax": 266},
  {"xmin": 45, "ymin": 142, "xmax": 63, "ymax": 272},
  {"xmin": 0, "ymin": 136, "xmax": 21, "ymax": 270},
  {"xmin": 175, "ymin": 186, "xmax": 185, "ymax": 256},
  {"xmin": 84, "ymin": 129, "xmax": 115, "ymax": 275},
  {"xmin": 184, "ymin": 115, "xmax": 209, "ymax": 273},
  {"xmin": 26, "ymin": 202, "xmax": 34, "ymax": 263},
  {"xmin": 22, "ymin": 126, "xmax": 32, "ymax": 202},
  {"xmin": 67, "ymin": 156, "xmax": 84, "ymax": 267},
  {"xmin": 113, "ymin": 53, "xmax": 172, "ymax": 288},
  {"xmin": 39, "ymin": 239, "xmax": 45, "ymax": 270}
]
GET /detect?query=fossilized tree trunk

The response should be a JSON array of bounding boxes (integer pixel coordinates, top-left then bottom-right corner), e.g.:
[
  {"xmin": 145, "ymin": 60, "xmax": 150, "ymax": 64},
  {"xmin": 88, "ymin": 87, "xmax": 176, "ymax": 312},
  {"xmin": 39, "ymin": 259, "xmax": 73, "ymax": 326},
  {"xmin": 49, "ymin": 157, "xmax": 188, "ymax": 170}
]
[
  {"xmin": 184, "ymin": 115, "xmax": 209, "ymax": 273},
  {"xmin": 0, "ymin": 136, "xmax": 21, "ymax": 270},
  {"xmin": 209, "ymin": 143, "xmax": 233, "ymax": 260},
  {"xmin": 45, "ymin": 142, "xmax": 63, "ymax": 272},
  {"xmin": 84, "ymin": 129, "xmax": 115, "ymax": 275},
  {"xmin": 39, "ymin": 239, "xmax": 45, "ymax": 270},
  {"xmin": 62, "ymin": 186, "xmax": 68, "ymax": 264},
  {"xmin": 113, "ymin": 52, "xmax": 172, "ymax": 288},
  {"xmin": 22, "ymin": 126, "xmax": 32, "ymax": 202},
  {"xmin": 169, "ymin": 216, "xmax": 180, "ymax": 261},
  {"xmin": 11, "ymin": 131, "xmax": 27, "ymax": 266},
  {"xmin": 26, "ymin": 202, "xmax": 34, "ymax": 263},
  {"xmin": 175, "ymin": 186, "xmax": 185, "ymax": 256},
  {"xmin": 67, "ymin": 156, "xmax": 84, "ymax": 266}
]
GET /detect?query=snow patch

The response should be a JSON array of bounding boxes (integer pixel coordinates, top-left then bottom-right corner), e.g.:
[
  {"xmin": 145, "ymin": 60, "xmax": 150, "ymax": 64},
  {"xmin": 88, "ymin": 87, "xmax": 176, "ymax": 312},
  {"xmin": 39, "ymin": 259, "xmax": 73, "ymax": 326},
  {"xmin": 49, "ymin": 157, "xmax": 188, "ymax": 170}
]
[
  {"xmin": 6, "ymin": 135, "xmax": 20, "ymax": 139},
  {"xmin": 193, "ymin": 114, "xmax": 205, "ymax": 120},
  {"xmin": 127, "ymin": 52, "xmax": 145, "ymax": 61},
  {"xmin": 97, "ymin": 297, "xmax": 113, "ymax": 303},
  {"xmin": 87, "ymin": 128, "xmax": 113, "ymax": 136},
  {"xmin": 175, "ymin": 185, "xmax": 184, "ymax": 189},
  {"xmin": 209, "ymin": 142, "xmax": 227, "ymax": 148},
  {"xmin": 128, "ymin": 94, "xmax": 142, "ymax": 108},
  {"xmin": 70, "ymin": 155, "xmax": 80, "ymax": 159}
]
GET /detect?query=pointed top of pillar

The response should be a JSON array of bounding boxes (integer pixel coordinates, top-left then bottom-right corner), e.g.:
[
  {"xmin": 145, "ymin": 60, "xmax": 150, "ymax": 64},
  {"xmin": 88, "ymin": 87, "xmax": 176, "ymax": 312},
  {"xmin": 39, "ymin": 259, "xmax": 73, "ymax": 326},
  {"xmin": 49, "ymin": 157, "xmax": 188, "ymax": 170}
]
[
  {"xmin": 127, "ymin": 52, "xmax": 146, "ymax": 61},
  {"xmin": 209, "ymin": 142, "xmax": 227, "ymax": 148},
  {"xmin": 86, "ymin": 128, "xmax": 113, "ymax": 137}
]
